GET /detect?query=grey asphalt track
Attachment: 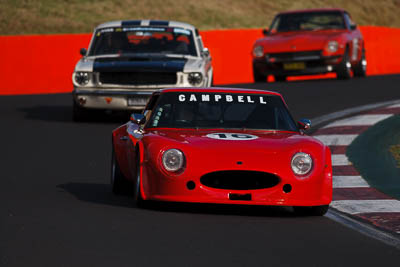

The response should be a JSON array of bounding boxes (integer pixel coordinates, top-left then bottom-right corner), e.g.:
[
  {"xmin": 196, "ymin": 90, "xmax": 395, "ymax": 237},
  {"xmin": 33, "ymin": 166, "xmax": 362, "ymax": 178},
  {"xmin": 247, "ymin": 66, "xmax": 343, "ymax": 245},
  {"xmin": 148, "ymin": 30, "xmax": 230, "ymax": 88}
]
[{"xmin": 2, "ymin": 74, "xmax": 400, "ymax": 266}]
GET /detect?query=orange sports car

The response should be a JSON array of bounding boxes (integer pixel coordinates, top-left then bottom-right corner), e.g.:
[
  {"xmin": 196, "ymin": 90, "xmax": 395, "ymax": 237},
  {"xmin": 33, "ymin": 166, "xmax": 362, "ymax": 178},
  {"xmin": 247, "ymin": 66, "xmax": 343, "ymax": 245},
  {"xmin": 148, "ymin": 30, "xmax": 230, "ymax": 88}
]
[{"xmin": 252, "ymin": 8, "xmax": 367, "ymax": 82}]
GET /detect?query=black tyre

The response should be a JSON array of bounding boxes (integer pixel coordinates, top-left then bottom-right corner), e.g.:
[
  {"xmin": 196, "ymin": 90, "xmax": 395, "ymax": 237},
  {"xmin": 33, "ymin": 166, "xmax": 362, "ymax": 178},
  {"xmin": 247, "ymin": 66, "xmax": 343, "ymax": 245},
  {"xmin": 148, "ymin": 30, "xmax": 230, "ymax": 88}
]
[
  {"xmin": 253, "ymin": 67, "xmax": 267, "ymax": 83},
  {"xmin": 293, "ymin": 205, "xmax": 329, "ymax": 216},
  {"xmin": 111, "ymin": 147, "xmax": 130, "ymax": 195},
  {"xmin": 133, "ymin": 151, "xmax": 144, "ymax": 207},
  {"xmin": 336, "ymin": 47, "xmax": 351, "ymax": 80},
  {"xmin": 274, "ymin": 75, "xmax": 287, "ymax": 82},
  {"xmin": 353, "ymin": 49, "xmax": 367, "ymax": 77}
]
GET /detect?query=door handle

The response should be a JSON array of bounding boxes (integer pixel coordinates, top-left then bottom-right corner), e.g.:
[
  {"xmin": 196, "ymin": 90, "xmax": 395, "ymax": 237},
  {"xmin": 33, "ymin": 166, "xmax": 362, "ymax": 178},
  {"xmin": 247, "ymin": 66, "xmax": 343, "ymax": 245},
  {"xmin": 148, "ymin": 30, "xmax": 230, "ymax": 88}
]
[{"xmin": 120, "ymin": 136, "xmax": 129, "ymax": 141}]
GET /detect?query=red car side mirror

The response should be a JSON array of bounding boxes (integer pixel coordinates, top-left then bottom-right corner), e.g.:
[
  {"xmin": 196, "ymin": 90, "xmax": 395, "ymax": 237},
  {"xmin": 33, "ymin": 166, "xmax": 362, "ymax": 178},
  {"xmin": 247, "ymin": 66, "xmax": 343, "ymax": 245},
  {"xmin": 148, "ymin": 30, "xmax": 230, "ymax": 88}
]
[{"xmin": 130, "ymin": 113, "xmax": 146, "ymax": 125}]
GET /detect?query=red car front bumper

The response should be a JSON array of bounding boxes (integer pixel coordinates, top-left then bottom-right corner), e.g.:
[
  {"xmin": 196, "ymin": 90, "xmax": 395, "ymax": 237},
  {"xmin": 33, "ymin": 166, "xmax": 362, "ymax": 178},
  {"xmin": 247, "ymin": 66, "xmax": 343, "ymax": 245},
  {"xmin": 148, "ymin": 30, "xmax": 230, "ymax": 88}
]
[
  {"xmin": 253, "ymin": 52, "xmax": 344, "ymax": 76},
  {"xmin": 140, "ymin": 161, "xmax": 332, "ymax": 207}
]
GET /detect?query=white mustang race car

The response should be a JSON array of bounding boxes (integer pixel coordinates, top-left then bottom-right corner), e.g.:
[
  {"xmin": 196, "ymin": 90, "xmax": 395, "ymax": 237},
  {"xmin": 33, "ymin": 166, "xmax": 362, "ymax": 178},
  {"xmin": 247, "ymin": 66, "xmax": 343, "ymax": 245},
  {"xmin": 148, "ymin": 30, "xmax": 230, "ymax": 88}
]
[{"xmin": 72, "ymin": 20, "xmax": 213, "ymax": 121}]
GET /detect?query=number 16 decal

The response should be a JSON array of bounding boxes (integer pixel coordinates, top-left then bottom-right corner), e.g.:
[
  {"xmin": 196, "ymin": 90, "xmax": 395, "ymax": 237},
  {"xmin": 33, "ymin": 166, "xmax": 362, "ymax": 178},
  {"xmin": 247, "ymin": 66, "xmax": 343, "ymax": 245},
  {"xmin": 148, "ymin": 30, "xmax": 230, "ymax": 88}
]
[{"xmin": 206, "ymin": 133, "xmax": 258, "ymax": 140}]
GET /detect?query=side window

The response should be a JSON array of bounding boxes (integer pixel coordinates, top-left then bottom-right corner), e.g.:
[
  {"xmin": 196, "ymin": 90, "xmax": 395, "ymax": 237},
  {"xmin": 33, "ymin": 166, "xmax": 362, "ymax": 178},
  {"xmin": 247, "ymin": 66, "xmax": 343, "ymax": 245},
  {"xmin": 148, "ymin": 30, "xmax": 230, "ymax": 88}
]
[
  {"xmin": 197, "ymin": 36, "xmax": 204, "ymax": 55},
  {"xmin": 143, "ymin": 94, "xmax": 159, "ymax": 126},
  {"xmin": 269, "ymin": 16, "xmax": 280, "ymax": 33},
  {"xmin": 144, "ymin": 94, "xmax": 159, "ymax": 112},
  {"xmin": 344, "ymin": 13, "xmax": 356, "ymax": 30},
  {"xmin": 275, "ymin": 107, "xmax": 297, "ymax": 131}
]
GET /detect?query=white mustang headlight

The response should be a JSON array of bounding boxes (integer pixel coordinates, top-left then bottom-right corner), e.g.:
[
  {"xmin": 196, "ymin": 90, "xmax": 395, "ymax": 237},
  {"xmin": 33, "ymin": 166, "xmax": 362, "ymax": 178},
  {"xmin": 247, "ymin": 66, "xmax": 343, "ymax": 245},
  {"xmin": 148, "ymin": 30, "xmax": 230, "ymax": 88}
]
[
  {"xmin": 188, "ymin": 72, "xmax": 203, "ymax": 86},
  {"xmin": 74, "ymin": 72, "xmax": 91, "ymax": 86},
  {"xmin": 162, "ymin": 149, "xmax": 185, "ymax": 172},
  {"xmin": 291, "ymin": 152, "xmax": 313, "ymax": 176}
]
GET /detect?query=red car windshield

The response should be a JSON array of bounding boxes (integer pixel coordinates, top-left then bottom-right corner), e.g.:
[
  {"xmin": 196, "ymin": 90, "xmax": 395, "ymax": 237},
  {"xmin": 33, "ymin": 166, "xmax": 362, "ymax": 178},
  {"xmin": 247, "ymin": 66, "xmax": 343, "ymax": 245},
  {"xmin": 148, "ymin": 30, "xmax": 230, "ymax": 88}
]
[
  {"xmin": 147, "ymin": 92, "xmax": 298, "ymax": 131},
  {"xmin": 89, "ymin": 26, "xmax": 197, "ymax": 56},
  {"xmin": 270, "ymin": 11, "xmax": 346, "ymax": 33}
]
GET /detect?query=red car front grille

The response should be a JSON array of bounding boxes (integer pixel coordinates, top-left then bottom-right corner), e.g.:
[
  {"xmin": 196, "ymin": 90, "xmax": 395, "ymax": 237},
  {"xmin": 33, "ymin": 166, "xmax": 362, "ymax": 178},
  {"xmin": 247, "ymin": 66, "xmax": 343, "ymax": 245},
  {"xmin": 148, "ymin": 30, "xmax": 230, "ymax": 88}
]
[
  {"xmin": 99, "ymin": 72, "xmax": 177, "ymax": 85},
  {"xmin": 200, "ymin": 170, "xmax": 280, "ymax": 190},
  {"xmin": 267, "ymin": 50, "xmax": 322, "ymax": 62}
]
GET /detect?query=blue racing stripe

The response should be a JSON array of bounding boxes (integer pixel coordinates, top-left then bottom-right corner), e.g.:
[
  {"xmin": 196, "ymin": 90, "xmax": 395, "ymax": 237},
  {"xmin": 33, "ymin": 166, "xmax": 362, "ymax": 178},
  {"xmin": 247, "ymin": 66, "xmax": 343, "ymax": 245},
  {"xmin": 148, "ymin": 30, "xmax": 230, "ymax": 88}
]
[
  {"xmin": 121, "ymin": 20, "xmax": 142, "ymax": 26},
  {"xmin": 149, "ymin": 20, "xmax": 169, "ymax": 26}
]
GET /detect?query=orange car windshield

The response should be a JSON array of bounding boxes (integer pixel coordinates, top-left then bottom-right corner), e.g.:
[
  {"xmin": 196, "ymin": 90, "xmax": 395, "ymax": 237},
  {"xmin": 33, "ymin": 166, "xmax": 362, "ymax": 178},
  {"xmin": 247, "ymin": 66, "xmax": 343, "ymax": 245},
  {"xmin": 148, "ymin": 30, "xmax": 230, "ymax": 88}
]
[{"xmin": 270, "ymin": 11, "xmax": 346, "ymax": 33}]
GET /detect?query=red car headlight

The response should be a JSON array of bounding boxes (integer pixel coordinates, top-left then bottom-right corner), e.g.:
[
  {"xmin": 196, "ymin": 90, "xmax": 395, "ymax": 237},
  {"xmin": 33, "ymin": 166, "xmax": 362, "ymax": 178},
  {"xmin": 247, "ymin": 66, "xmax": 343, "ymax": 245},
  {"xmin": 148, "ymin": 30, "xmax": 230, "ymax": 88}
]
[
  {"xmin": 162, "ymin": 149, "xmax": 185, "ymax": 172},
  {"xmin": 253, "ymin": 45, "xmax": 264, "ymax": 57},
  {"xmin": 291, "ymin": 152, "xmax": 313, "ymax": 177},
  {"xmin": 325, "ymin": 41, "xmax": 339, "ymax": 53}
]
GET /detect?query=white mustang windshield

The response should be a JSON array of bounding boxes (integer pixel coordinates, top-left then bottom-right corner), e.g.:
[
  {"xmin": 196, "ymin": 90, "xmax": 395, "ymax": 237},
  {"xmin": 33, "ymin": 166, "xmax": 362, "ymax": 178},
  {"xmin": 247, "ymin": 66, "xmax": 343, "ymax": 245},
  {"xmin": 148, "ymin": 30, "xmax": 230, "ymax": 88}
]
[{"xmin": 89, "ymin": 26, "xmax": 197, "ymax": 56}]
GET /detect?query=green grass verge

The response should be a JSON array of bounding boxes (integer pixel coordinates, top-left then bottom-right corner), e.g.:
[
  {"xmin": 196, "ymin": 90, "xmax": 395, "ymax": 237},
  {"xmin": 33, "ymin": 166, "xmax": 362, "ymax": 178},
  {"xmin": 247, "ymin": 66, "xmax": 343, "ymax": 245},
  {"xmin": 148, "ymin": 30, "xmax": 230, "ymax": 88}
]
[
  {"xmin": 1, "ymin": 0, "xmax": 400, "ymax": 35},
  {"xmin": 389, "ymin": 145, "xmax": 400, "ymax": 168},
  {"xmin": 347, "ymin": 114, "xmax": 400, "ymax": 199}
]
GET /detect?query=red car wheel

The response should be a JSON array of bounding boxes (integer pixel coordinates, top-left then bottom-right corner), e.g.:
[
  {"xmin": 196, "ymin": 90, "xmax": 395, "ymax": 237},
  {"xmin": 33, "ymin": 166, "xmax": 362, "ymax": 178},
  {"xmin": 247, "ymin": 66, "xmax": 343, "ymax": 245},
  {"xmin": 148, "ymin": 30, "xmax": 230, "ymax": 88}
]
[
  {"xmin": 336, "ymin": 48, "xmax": 352, "ymax": 80},
  {"xmin": 253, "ymin": 66, "xmax": 267, "ymax": 83},
  {"xmin": 111, "ymin": 146, "xmax": 130, "ymax": 195},
  {"xmin": 353, "ymin": 49, "xmax": 367, "ymax": 77},
  {"xmin": 133, "ymin": 150, "xmax": 143, "ymax": 206}
]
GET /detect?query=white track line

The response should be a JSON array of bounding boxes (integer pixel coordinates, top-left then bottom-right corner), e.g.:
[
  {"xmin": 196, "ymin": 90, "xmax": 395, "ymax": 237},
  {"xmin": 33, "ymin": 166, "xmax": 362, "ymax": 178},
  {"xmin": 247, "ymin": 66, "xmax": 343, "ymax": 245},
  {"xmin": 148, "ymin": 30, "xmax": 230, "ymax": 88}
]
[
  {"xmin": 331, "ymin": 199, "xmax": 400, "ymax": 214},
  {"xmin": 387, "ymin": 103, "xmax": 400, "ymax": 108},
  {"xmin": 333, "ymin": 176, "xmax": 370, "ymax": 188},
  {"xmin": 323, "ymin": 114, "xmax": 392, "ymax": 128},
  {"xmin": 314, "ymin": 134, "xmax": 358, "ymax": 146},
  {"xmin": 332, "ymin": 154, "xmax": 352, "ymax": 166}
]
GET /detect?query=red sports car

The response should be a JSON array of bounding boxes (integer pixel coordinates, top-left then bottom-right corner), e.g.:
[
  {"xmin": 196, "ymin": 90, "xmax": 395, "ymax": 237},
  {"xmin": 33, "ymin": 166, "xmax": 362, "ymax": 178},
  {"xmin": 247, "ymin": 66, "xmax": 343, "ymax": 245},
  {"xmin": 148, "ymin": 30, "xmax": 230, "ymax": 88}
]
[
  {"xmin": 252, "ymin": 8, "xmax": 367, "ymax": 82},
  {"xmin": 111, "ymin": 88, "xmax": 332, "ymax": 215}
]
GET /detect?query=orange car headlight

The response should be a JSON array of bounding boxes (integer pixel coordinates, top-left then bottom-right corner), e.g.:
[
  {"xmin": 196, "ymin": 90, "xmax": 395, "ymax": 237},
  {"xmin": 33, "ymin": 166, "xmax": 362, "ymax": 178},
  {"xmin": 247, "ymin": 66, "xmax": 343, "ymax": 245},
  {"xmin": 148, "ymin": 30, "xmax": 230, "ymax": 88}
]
[
  {"xmin": 253, "ymin": 45, "xmax": 264, "ymax": 57},
  {"xmin": 325, "ymin": 41, "xmax": 339, "ymax": 53}
]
